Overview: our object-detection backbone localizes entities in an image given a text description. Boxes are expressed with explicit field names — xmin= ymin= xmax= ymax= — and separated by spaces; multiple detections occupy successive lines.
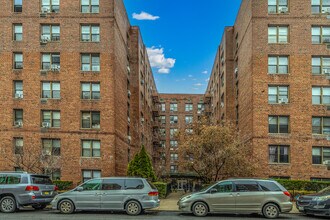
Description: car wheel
xmin=125 ymin=200 xmax=142 ymax=216
xmin=0 ymin=196 xmax=17 ymax=213
xmin=58 ymin=200 xmax=74 ymax=214
xmin=32 ymin=204 xmax=47 ymax=210
xmin=192 ymin=202 xmax=208 ymax=217
xmin=262 ymin=203 xmax=280 ymax=219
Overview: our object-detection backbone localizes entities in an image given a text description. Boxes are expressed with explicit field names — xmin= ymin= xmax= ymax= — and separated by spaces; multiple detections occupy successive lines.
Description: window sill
xmin=81 ymin=71 xmax=100 ymax=74
xmin=81 ymin=157 xmax=101 ymax=159
xmin=269 ymin=163 xmax=290 ymax=165
xmin=80 ymin=128 xmax=101 ymax=130
xmin=80 ymin=41 xmax=100 ymax=43
xmin=312 ymin=164 xmax=326 ymax=166
xmin=268 ymin=73 xmax=289 ymax=75
xmin=312 ymin=134 xmax=329 ymax=139
xmin=268 ymin=12 xmax=290 ymax=15
xmin=81 ymin=99 xmax=101 ymax=101
xmin=269 ymin=103 xmax=289 ymax=105
xmin=268 ymin=43 xmax=289 ymax=45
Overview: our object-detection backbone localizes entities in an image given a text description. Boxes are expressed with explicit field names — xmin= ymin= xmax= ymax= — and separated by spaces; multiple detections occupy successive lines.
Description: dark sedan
xmin=296 ymin=186 xmax=330 ymax=217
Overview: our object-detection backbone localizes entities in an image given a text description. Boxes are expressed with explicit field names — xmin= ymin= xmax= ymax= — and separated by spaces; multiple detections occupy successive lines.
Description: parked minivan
xmin=0 ymin=172 xmax=57 ymax=213
xmin=51 ymin=177 xmax=160 ymax=215
xmin=178 ymin=179 xmax=292 ymax=218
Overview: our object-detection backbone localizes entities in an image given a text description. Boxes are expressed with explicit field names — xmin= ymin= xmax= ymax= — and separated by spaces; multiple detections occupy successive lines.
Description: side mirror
xmin=210 ymin=188 xmax=217 ymax=194
xmin=75 ymin=187 xmax=83 ymax=192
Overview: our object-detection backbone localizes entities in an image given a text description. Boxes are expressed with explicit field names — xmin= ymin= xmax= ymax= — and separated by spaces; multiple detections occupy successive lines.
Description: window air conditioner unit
xmin=141 ymin=118 xmax=144 ymax=122
xmin=14 ymin=121 xmax=23 ymax=127
xmin=234 ymin=68 xmax=238 ymax=74
xmin=127 ymin=90 xmax=131 ymax=97
xmin=279 ymin=7 xmax=288 ymax=13
xmin=141 ymin=79 xmax=144 ymax=85
xmin=127 ymin=66 xmax=131 ymax=73
xmin=323 ymin=69 xmax=330 ymax=74
xmin=279 ymin=98 xmax=289 ymax=104
xmin=14 ymin=93 xmax=23 ymax=99
xmin=41 ymin=7 xmax=50 ymax=14
xmin=220 ymin=102 xmax=224 ymax=108
xmin=127 ymin=117 xmax=130 ymax=123
xmin=324 ymin=160 xmax=330 ymax=165
xmin=127 ymin=136 xmax=131 ymax=141
xmin=40 ymin=98 xmax=48 ymax=104
xmin=197 ymin=110 xmax=201 ymax=114
xmin=42 ymin=122 xmax=50 ymax=128
xmin=51 ymin=66 xmax=60 ymax=72
xmin=40 ymin=35 xmax=50 ymax=43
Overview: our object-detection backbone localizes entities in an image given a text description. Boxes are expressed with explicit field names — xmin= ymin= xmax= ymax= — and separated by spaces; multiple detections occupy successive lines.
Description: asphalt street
xmin=0 ymin=209 xmax=328 ymax=220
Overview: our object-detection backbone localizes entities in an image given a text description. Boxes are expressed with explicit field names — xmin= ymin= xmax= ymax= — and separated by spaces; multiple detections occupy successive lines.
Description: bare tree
xmin=178 ymin=119 xmax=256 ymax=183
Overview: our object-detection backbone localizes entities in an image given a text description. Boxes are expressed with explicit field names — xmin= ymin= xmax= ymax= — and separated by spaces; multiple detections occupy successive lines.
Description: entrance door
xmin=177 ymin=180 xmax=187 ymax=191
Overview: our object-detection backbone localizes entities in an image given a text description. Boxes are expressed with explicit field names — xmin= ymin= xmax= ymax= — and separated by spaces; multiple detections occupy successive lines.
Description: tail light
xmin=54 ymin=186 xmax=59 ymax=191
xmin=148 ymin=191 xmax=159 ymax=196
xmin=25 ymin=185 xmax=40 ymax=191
xmin=283 ymin=191 xmax=291 ymax=197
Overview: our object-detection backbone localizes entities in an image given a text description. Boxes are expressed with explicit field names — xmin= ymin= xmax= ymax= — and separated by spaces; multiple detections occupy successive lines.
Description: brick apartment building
xmin=0 ymin=0 xmax=157 ymax=184
xmin=0 ymin=0 xmax=329 ymax=183
xmin=206 ymin=0 xmax=330 ymax=181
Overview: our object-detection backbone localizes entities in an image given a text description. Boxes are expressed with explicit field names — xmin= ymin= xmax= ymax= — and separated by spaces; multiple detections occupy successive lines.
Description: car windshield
xmin=318 ymin=186 xmax=330 ymax=194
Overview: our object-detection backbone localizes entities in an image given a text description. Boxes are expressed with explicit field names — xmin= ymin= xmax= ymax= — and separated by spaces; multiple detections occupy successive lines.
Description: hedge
xmin=275 ymin=179 xmax=330 ymax=192
xmin=53 ymin=180 xmax=74 ymax=191
xmin=153 ymin=182 xmax=171 ymax=199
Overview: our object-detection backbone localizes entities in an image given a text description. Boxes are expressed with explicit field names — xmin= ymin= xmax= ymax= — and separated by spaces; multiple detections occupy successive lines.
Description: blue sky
xmin=123 ymin=0 xmax=242 ymax=94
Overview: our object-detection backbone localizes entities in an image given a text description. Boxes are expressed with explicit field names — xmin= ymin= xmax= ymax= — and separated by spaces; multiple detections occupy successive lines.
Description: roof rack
xmin=0 ymin=171 xmax=28 ymax=174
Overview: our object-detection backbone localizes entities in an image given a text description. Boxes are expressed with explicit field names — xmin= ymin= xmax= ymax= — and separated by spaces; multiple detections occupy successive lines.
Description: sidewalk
xmin=155 ymin=192 xmax=299 ymax=214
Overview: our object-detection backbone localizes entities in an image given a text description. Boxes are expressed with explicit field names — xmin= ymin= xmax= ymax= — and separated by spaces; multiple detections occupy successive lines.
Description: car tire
xmin=58 ymin=199 xmax=75 ymax=214
xmin=32 ymin=204 xmax=47 ymax=210
xmin=125 ymin=200 xmax=142 ymax=216
xmin=192 ymin=202 xmax=208 ymax=217
xmin=0 ymin=196 xmax=17 ymax=213
xmin=262 ymin=203 xmax=280 ymax=219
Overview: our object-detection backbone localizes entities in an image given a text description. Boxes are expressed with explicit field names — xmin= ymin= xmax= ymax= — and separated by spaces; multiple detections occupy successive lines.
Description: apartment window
xmin=268 ymin=56 xmax=288 ymax=74
xmin=185 ymin=115 xmax=193 ymax=124
xmin=185 ymin=128 xmax=193 ymax=134
xmin=268 ymin=86 xmax=289 ymax=104
xmin=312 ymin=147 xmax=330 ymax=164
xmin=312 ymin=87 xmax=330 ymax=104
xmin=170 ymin=153 xmax=178 ymax=162
xmin=42 ymin=110 xmax=60 ymax=128
xmin=161 ymin=103 xmax=166 ymax=112
xmin=42 ymin=139 xmax=60 ymax=156
xmin=81 ymin=54 xmax=100 ymax=71
xmin=312 ymin=117 xmax=330 ymax=134
xmin=170 ymin=115 xmax=178 ymax=124
xmin=41 ymin=25 xmax=60 ymax=41
xmin=311 ymin=0 xmax=330 ymax=14
xmin=170 ymin=165 xmax=178 ymax=173
xmin=13 ymin=53 xmax=23 ymax=69
xmin=14 ymin=138 xmax=23 ymax=155
xmin=81 ymin=0 xmax=99 ymax=13
xmin=14 ymin=109 xmax=23 ymax=125
xmin=160 ymin=141 xmax=165 ymax=148
xmin=268 ymin=26 xmax=288 ymax=43
xmin=13 ymin=81 xmax=23 ymax=98
xmin=44 ymin=169 xmax=61 ymax=180
xmin=160 ymin=116 xmax=166 ymax=124
xmin=268 ymin=0 xmax=288 ymax=14
xmin=81 ymin=25 xmax=100 ymax=42
xmin=197 ymin=104 xmax=204 ymax=112
xmin=269 ymin=116 xmax=289 ymax=133
xmin=42 ymin=82 xmax=60 ymax=99
xmin=170 ymin=103 xmax=178 ymax=112
xmin=81 ymin=111 xmax=100 ymax=129
xmin=14 ymin=0 xmax=22 ymax=12
xmin=170 ymin=140 xmax=178 ymax=148
xmin=82 ymin=140 xmax=100 ymax=157
xmin=170 ymin=129 xmax=178 ymax=138
xmin=41 ymin=0 xmax=60 ymax=13
xmin=13 ymin=24 xmax=22 ymax=41
xmin=81 ymin=82 xmax=100 ymax=99
xmin=159 ymin=128 xmax=166 ymax=137
xmin=312 ymin=26 xmax=330 ymax=44
xmin=269 ymin=145 xmax=289 ymax=163
xmin=185 ymin=104 xmax=193 ymax=112
xmin=42 ymin=53 xmax=60 ymax=70
xmin=82 ymin=170 xmax=101 ymax=182
xmin=312 ymin=57 xmax=330 ymax=75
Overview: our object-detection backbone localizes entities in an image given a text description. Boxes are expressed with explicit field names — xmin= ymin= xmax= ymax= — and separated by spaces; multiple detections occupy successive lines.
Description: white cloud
xmin=147 ymin=47 xmax=176 ymax=74
xmin=193 ymin=83 xmax=203 ymax=87
xmin=205 ymin=78 xmax=210 ymax=82
xmin=192 ymin=87 xmax=200 ymax=90
xmin=202 ymin=70 xmax=208 ymax=74
xmin=132 ymin=11 xmax=160 ymax=20
xmin=188 ymin=74 xmax=193 ymax=78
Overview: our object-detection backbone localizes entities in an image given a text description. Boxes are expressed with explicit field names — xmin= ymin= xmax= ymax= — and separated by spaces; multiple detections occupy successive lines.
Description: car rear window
xmin=125 ymin=179 xmax=144 ymax=190
xmin=259 ymin=181 xmax=281 ymax=192
xmin=147 ymin=181 xmax=157 ymax=190
xmin=102 ymin=179 xmax=124 ymax=190
xmin=31 ymin=175 xmax=53 ymax=185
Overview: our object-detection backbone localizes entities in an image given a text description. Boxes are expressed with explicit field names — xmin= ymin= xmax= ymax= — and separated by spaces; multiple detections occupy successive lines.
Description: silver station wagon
xmin=178 ymin=179 xmax=292 ymax=218
xmin=51 ymin=177 xmax=160 ymax=215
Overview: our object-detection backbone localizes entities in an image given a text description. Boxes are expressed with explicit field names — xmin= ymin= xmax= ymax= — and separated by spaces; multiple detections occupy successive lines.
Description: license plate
xmin=298 ymin=206 xmax=304 ymax=211
xmin=43 ymin=191 xmax=50 ymax=195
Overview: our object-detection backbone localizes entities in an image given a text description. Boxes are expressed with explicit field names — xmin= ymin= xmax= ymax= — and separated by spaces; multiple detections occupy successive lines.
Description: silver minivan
xmin=178 ymin=179 xmax=292 ymax=218
xmin=51 ymin=177 xmax=160 ymax=215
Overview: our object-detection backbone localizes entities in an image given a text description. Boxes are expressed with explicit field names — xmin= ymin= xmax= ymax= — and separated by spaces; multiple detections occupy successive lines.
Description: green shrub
xmin=275 ymin=179 xmax=330 ymax=192
xmin=53 ymin=180 xmax=73 ymax=191
xmin=153 ymin=182 xmax=170 ymax=199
